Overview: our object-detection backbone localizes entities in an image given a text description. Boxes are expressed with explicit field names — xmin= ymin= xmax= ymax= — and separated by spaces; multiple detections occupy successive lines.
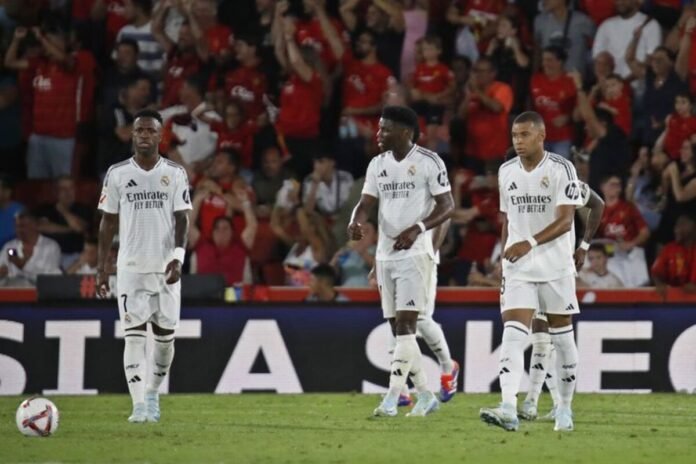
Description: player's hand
xmin=503 ymin=240 xmax=532 ymax=263
xmin=165 ymin=259 xmax=182 ymax=284
xmin=96 ymin=270 xmax=110 ymax=298
xmin=393 ymin=225 xmax=421 ymax=251
xmin=347 ymin=221 xmax=363 ymax=241
xmin=573 ymin=248 xmax=587 ymax=271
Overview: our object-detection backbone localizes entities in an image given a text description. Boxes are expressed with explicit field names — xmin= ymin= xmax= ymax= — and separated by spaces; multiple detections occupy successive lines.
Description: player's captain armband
xmin=173 ymin=247 xmax=186 ymax=264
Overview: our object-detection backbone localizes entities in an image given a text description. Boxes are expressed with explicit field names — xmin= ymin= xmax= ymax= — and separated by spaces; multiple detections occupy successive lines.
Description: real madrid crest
xmin=161 ymin=175 xmax=170 ymax=186
xmin=540 ymin=176 xmax=550 ymax=189
xmin=408 ymin=165 xmax=416 ymax=176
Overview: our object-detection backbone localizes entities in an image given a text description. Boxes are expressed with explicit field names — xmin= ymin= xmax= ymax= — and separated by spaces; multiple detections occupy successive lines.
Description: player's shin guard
xmin=525 ymin=331 xmax=552 ymax=405
xmin=549 ymin=325 xmax=578 ymax=408
xmin=147 ymin=333 xmax=175 ymax=393
xmin=408 ymin=343 xmax=429 ymax=394
xmin=385 ymin=334 xmax=419 ymax=405
xmin=124 ymin=330 xmax=147 ymax=406
xmin=417 ymin=318 xmax=454 ymax=373
xmin=499 ymin=321 xmax=529 ymax=408
xmin=545 ymin=343 xmax=561 ymax=407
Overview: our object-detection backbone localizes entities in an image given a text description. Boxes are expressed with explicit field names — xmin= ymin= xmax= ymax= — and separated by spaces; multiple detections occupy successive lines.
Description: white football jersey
xmin=362 ymin=144 xmax=451 ymax=261
xmin=499 ymin=151 xmax=584 ymax=282
xmin=98 ymin=157 xmax=192 ymax=273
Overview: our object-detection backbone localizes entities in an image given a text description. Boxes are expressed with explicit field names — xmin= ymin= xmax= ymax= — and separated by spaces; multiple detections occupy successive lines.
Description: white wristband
xmin=173 ymin=247 xmax=186 ymax=264
xmin=527 ymin=236 xmax=538 ymax=248
xmin=579 ymin=241 xmax=590 ymax=251
xmin=416 ymin=221 xmax=427 ymax=233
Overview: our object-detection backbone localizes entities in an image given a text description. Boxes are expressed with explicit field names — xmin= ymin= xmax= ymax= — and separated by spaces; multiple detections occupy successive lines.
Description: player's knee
xmin=532 ymin=318 xmax=549 ymax=333
xmin=151 ymin=324 xmax=175 ymax=336
xmin=546 ymin=314 xmax=572 ymax=328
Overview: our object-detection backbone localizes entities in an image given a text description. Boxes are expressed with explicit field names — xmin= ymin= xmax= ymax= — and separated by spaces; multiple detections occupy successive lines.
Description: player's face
xmin=132 ymin=117 xmax=162 ymax=157
xmin=511 ymin=122 xmax=544 ymax=158
xmin=376 ymin=119 xmax=409 ymax=152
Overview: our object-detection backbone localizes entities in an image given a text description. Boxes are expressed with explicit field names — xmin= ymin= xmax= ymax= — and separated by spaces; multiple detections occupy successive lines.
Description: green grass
xmin=1 ymin=394 xmax=695 ymax=464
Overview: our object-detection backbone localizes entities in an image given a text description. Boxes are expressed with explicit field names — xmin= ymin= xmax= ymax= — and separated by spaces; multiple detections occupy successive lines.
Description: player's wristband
xmin=173 ymin=247 xmax=186 ymax=264
xmin=416 ymin=221 xmax=427 ymax=233
xmin=527 ymin=236 xmax=538 ymax=248
xmin=579 ymin=241 xmax=590 ymax=251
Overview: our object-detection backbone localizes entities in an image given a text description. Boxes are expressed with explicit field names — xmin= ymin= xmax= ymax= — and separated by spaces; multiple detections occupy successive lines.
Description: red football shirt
xmin=651 ymin=242 xmax=696 ymax=286
xmin=530 ymin=73 xmax=577 ymax=142
xmin=465 ymin=81 xmax=513 ymax=160
xmin=412 ymin=62 xmax=454 ymax=95
xmin=161 ymin=48 xmax=204 ymax=107
xmin=206 ymin=24 xmax=234 ymax=58
xmin=295 ymin=17 xmax=350 ymax=71
xmin=105 ymin=0 xmax=128 ymax=49
xmin=598 ymin=200 xmax=648 ymax=242
xmin=212 ymin=121 xmax=255 ymax=169
xmin=30 ymin=57 xmax=82 ymax=138
xmin=195 ymin=239 xmax=249 ymax=286
xmin=579 ymin=0 xmax=615 ymax=26
xmin=223 ymin=65 xmax=267 ymax=122
xmin=664 ymin=113 xmax=696 ymax=160
xmin=598 ymin=91 xmax=632 ymax=137
xmin=276 ymin=72 xmax=324 ymax=139
xmin=342 ymin=56 xmax=393 ymax=127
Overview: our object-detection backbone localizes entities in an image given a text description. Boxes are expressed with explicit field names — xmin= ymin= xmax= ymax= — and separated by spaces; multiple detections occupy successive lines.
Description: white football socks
xmin=550 ymin=325 xmax=578 ymax=409
xmin=384 ymin=334 xmax=421 ymax=405
xmin=545 ymin=343 xmax=561 ymax=407
xmin=147 ymin=333 xmax=175 ymax=393
xmin=499 ymin=321 xmax=530 ymax=409
xmin=417 ymin=318 xmax=454 ymax=373
xmin=123 ymin=330 xmax=147 ymax=406
xmin=525 ymin=331 xmax=552 ymax=405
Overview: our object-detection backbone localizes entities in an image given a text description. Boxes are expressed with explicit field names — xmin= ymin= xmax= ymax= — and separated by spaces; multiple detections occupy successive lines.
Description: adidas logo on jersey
xmin=126 ymin=179 xmax=138 ymax=188
xmin=565 ymin=303 xmax=575 ymax=311
xmin=508 ymin=182 xmax=517 ymax=191
xmin=405 ymin=299 xmax=415 ymax=307
xmin=378 ymin=170 xmax=388 ymax=178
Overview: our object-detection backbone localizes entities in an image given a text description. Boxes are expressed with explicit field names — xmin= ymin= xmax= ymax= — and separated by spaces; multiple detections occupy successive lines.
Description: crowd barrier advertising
xmin=1 ymin=304 xmax=695 ymax=395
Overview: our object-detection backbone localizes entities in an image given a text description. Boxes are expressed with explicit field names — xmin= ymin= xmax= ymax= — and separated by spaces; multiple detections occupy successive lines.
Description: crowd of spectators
xmin=0 ymin=0 xmax=694 ymax=292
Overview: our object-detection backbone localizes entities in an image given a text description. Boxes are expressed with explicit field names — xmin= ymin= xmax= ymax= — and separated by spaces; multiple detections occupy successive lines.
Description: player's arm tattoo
xmin=422 ymin=191 xmax=455 ymax=231
xmin=580 ymin=188 xmax=605 ymax=243
xmin=173 ymin=210 xmax=190 ymax=250
xmin=97 ymin=212 xmax=118 ymax=272
xmin=531 ymin=204 xmax=575 ymax=246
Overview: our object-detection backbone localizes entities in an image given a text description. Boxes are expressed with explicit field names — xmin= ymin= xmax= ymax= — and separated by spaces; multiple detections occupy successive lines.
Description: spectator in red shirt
xmin=458 ymin=57 xmax=513 ymax=172
xmin=294 ymin=0 xmax=350 ymax=72
xmin=212 ymin=101 xmax=254 ymax=171
xmin=220 ymin=33 xmax=268 ymax=127
xmin=530 ymin=45 xmax=576 ymax=159
xmin=5 ymin=26 xmax=82 ymax=179
xmin=652 ymin=214 xmax=696 ymax=296
xmin=407 ymin=35 xmax=454 ymax=150
xmin=153 ymin=1 xmax=209 ymax=107
xmin=273 ymin=11 xmax=329 ymax=179
xmin=593 ymin=73 xmax=632 ymax=137
xmin=597 ymin=174 xmax=651 ymax=287
xmin=191 ymin=0 xmax=234 ymax=67
xmin=340 ymin=29 xmax=395 ymax=136
xmin=192 ymin=191 xmax=258 ymax=287
xmin=190 ymin=148 xmax=253 ymax=243
xmin=654 ymin=93 xmax=696 ymax=162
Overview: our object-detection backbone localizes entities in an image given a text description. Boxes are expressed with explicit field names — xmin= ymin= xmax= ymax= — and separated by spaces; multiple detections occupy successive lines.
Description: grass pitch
xmin=1 ymin=393 xmax=694 ymax=464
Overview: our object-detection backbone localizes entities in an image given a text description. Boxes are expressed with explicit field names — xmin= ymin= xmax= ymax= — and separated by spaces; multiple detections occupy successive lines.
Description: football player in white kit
xmin=349 ymin=106 xmax=455 ymax=417
xmin=519 ymin=180 xmax=605 ymax=422
xmin=479 ymin=111 xmax=583 ymax=432
xmin=96 ymin=109 xmax=192 ymax=423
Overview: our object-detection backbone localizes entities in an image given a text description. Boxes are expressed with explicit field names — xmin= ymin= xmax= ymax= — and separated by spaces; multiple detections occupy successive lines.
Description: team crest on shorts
xmin=124 ymin=314 xmax=131 ymax=323
xmin=540 ymin=176 xmax=550 ymax=189
xmin=160 ymin=175 xmax=170 ymax=186
xmin=408 ymin=165 xmax=416 ymax=176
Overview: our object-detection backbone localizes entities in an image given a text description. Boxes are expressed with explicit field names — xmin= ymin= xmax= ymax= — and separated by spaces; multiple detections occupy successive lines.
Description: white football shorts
xmin=116 ymin=269 xmax=181 ymax=330
xmin=500 ymin=274 xmax=579 ymax=316
xmin=376 ymin=254 xmax=434 ymax=319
